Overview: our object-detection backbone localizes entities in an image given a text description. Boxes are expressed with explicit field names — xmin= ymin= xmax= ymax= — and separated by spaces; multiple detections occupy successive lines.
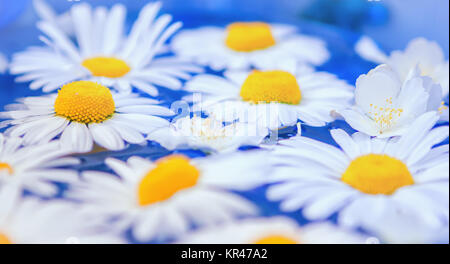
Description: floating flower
xmin=68 ymin=152 xmax=269 ymax=242
xmin=171 ymin=22 xmax=329 ymax=71
xmin=0 ymin=81 xmax=173 ymax=152
xmin=0 ymin=187 xmax=123 ymax=244
xmin=184 ymin=68 xmax=353 ymax=130
xmin=356 ymin=37 xmax=449 ymax=97
xmin=147 ymin=115 xmax=268 ymax=153
xmin=267 ymin=112 xmax=449 ymax=243
xmin=339 ymin=64 xmax=444 ymax=137
xmin=177 ymin=217 xmax=369 ymax=244
xmin=10 ymin=2 xmax=202 ymax=95
xmin=0 ymin=133 xmax=78 ymax=196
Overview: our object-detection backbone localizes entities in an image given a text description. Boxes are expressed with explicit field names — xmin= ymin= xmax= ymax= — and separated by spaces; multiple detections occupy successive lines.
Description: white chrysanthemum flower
xmin=0 ymin=133 xmax=78 ymax=196
xmin=339 ymin=64 xmax=445 ymax=137
xmin=171 ymin=22 xmax=329 ymax=71
xmin=32 ymin=0 xmax=73 ymax=35
xmin=10 ymin=2 xmax=202 ymax=95
xmin=177 ymin=217 xmax=369 ymax=244
xmin=147 ymin=115 xmax=268 ymax=153
xmin=0 ymin=53 xmax=7 ymax=74
xmin=68 ymin=152 xmax=269 ymax=242
xmin=0 ymin=81 xmax=173 ymax=153
xmin=356 ymin=37 xmax=449 ymax=96
xmin=184 ymin=67 xmax=353 ymax=130
xmin=0 ymin=186 xmax=124 ymax=244
xmin=267 ymin=112 xmax=449 ymax=243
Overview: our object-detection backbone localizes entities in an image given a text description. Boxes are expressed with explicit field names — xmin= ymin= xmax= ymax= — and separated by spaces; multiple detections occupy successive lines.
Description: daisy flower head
xmin=171 ymin=22 xmax=330 ymax=71
xmin=356 ymin=37 xmax=449 ymax=97
xmin=0 ymin=81 xmax=174 ymax=153
xmin=178 ymin=217 xmax=369 ymax=244
xmin=10 ymin=1 xmax=202 ymax=95
xmin=0 ymin=133 xmax=78 ymax=196
xmin=268 ymin=112 xmax=449 ymax=243
xmin=339 ymin=64 xmax=445 ymax=137
xmin=147 ymin=115 xmax=269 ymax=153
xmin=0 ymin=187 xmax=123 ymax=244
xmin=184 ymin=67 xmax=354 ymax=131
xmin=69 ymin=151 xmax=270 ymax=242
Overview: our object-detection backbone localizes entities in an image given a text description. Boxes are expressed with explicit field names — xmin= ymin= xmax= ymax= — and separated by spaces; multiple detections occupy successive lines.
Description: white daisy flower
xmin=10 ymin=2 xmax=202 ymax=95
xmin=68 ymin=152 xmax=269 ymax=242
xmin=0 ymin=133 xmax=78 ymax=196
xmin=355 ymin=37 xmax=449 ymax=97
xmin=267 ymin=112 xmax=449 ymax=243
xmin=0 ymin=186 xmax=124 ymax=244
xmin=184 ymin=67 xmax=354 ymax=130
xmin=178 ymin=217 xmax=369 ymax=244
xmin=32 ymin=0 xmax=73 ymax=36
xmin=0 ymin=52 xmax=7 ymax=74
xmin=338 ymin=64 xmax=445 ymax=137
xmin=0 ymin=81 xmax=173 ymax=153
xmin=171 ymin=22 xmax=329 ymax=71
xmin=147 ymin=115 xmax=268 ymax=153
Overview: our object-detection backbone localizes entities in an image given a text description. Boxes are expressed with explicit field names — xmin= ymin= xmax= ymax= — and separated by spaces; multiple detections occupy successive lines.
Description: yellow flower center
xmin=254 ymin=235 xmax=298 ymax=244
xmin=137 ymin=155 xmax=200 ymax=206
xmin=342 ymin=154 xmax=414 ymax=195
xmin=367 ymin=98 xmax=403 ymax=134
xmin=225 ymin=22 xmax=276 ymax=52
xmin=82 ymin=57 xmax=131 ymax=78
xmin=0 ymin=233 xmax=12 ymax=244
xmin=54 ymin=81 xmax=115 ymax=124
xmin=0 ymin=163 xmax=13 ymax=175
xmin=240 ymin=70 xmax=301 ymax=105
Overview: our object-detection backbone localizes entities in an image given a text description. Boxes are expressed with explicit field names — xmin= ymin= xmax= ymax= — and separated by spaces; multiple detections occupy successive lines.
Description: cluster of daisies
xmin=0 ymin=0 xmax=448 ymax=244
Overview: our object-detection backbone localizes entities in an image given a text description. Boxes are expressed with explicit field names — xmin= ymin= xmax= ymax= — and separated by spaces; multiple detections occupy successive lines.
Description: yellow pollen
xmin=0 ymin=233 xmax=12 ymax=244
xmin=54 ymin=81 xmax=115 ymax=124
xmin=254 ymin=235 xmax=298 ymax=244
xmin=225 ymin=22 xmax=276 ymax=52
xmin=137 ymin=155 xmax=200 ymax=206
xmin=367 ymin=99 xmax=403 ymax=133
xmin=0 ymin=163 xmax=13 ymax=175
xmin=240 ymin=70 xmax=301 ymax=105
xmin=82 ymin=57 xmax=131 ymax=78
xmin=342 ymin=154 xmax=414 ymax=195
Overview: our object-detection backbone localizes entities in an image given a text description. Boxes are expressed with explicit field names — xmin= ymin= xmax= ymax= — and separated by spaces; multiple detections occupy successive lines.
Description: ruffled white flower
xmin=0 ymin=53 xmax=7 ymax=74
xmin=177 ymin=217 xmax=369 ymax=244
xmin=339 ymin=64 xmax=444 ymax=137
xmin=267 ymin=112 xmax=449 ymax=243
xmin=171 ymin=23 xmax=329 ymax=71
xmin=0 ymin=133 xmax=78 ymax=196
xmin=147 ymin=116 xmax=268 ymax=153
xmin=355 ymin=37 xmax=449 ymax=118
xmin=0 ymin=186 xmax=124 ymax=244
xmin=0 ymin=81 xmax=173 ymax=153
xmin=184 ymin=67 xmax=353 ymax=131
xmin=68 ymin=152 xmax=269 ymax=242
xmin=10 ymin=1 xmax=202 ymax=95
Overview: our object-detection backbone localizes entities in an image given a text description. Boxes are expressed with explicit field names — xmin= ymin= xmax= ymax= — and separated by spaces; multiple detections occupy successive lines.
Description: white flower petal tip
xmin=147 ymin=116 xmax=269 ymax=153
xmin=171 ymin=23 xmax=330 ymax=71
xmin=0 ymin=82 xmax=172 ymax=153
xmin=354 ymin=36 xmax=388 ymax=64
xmin=177 ymin=217 xmax=369 ymax=244
xmin=340 ymin=64 xmax=444 ymax=137
xmin=184 ymin=67 xmax=353 ymax=131
xmin=0 ymin=195 xmax=125 ymax=244
xmin=68 ymin=152 xmax=271 ymax=242
xmin=267 ymin=115 xmax=448 ymax=243
xmin=11 ymin=1 xmax=199 ymax=95
xmin=0 ymin=134 xmax=79 ymax=195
